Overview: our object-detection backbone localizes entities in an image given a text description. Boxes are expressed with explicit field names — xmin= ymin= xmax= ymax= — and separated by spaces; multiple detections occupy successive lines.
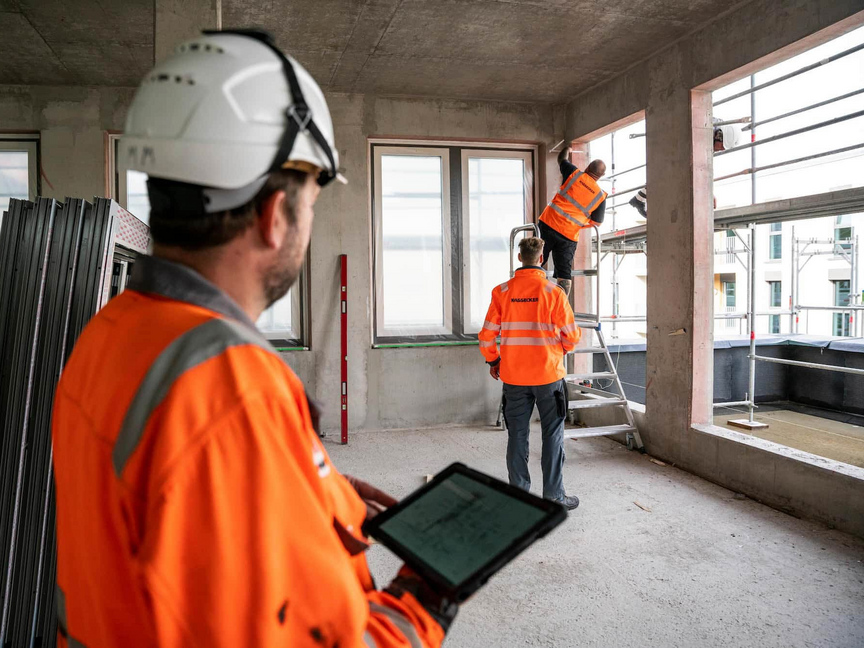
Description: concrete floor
xmin=326 ymin=425 xmax=864 ymax=648
xmin=715 ymin=405 xmax=864 ymax=469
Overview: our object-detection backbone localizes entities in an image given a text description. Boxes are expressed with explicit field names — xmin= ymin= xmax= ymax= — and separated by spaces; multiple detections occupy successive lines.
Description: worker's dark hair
xmin=586 ymin=159 xmax=606 ymax=178
xmin=519 ymin=236 xmax=544 ymax=264
xmin=147 ymin=169 xmax=308 ymax=251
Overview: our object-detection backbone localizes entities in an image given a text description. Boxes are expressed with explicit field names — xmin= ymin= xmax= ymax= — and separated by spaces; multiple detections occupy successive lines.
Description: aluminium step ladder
xmin=495 ymin=224 xmax=643 ymax=452
xmin=565 ymin=226 xmax=643 ymax=451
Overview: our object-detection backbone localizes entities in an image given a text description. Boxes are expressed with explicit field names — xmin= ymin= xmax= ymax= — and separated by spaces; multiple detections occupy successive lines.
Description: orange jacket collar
xmin=127 ymin=254 xmax=258 ymax=331
xmin=514 ymin=266 xmax=547 ymax=278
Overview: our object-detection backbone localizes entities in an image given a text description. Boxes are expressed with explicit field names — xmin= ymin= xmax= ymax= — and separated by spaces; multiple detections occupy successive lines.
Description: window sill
xmin=373 ymin=341 xmax=479 ymax=349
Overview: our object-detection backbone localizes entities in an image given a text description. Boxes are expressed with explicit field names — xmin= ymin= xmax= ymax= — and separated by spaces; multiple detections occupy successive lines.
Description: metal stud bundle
xmin=0 ymin=197 xmax=118 ymax=647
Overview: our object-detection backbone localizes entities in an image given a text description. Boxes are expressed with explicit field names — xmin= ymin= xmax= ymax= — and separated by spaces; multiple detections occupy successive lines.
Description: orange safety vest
xmin=478 ymin=267 xmax=581 ymax=386
xmin=52 ymin=256 xmax=443 ymax=648
xmin=539 ymin=168 xmax=607 ymax=242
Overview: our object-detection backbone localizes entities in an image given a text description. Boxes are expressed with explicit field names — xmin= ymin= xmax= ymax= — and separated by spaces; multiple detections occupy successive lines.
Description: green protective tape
xmin=274 ymin=346 xmax=308 ymax=352
xmin=374 ymin=341 xmax=480 ymax=349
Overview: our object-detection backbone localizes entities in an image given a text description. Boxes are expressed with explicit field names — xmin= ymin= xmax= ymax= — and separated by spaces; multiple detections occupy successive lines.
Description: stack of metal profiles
xmin=0 ymin=196 xmax=118 ymax=647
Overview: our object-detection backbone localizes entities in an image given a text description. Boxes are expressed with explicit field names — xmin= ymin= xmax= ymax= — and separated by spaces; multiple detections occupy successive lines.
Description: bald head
xmin=586 ymin=160 xmax=606 ymax=180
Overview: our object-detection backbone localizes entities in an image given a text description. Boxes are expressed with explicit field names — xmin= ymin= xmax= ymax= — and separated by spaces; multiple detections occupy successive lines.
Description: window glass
xmin=725 ymin=281 xmax=736 ymax=308
xmin=769 ymin=314 xmax=780 ymax=334
xmin=126 ymin=170 xmax=151 ymax=224
xmin=834 ymin=279 xmax=851 ymax=307
xmin=769 ymin=231 xmax=782 ymax=259
xmin=769 ymin=281 xmax=781 ymax=307
xmin=0 ymin=151 xmax=30 ymax=215
xmin=465 ymin=155 xmax=529 ymax=333
xmin=380 ymin=154 xmax=447 ymax=333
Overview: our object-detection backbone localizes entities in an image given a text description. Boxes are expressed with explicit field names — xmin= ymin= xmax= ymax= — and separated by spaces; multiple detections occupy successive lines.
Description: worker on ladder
xmin=538 ymin=145 xmax=608 ymax=295
xmin=51 ymin=30 xmax=455 ymax=648
xmin=479 ymin=236 xmax=582 ymax=510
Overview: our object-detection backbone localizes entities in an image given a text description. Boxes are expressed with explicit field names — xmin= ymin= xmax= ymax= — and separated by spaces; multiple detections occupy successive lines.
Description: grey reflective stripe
xmin=584 ymin=190 xmax=605 ymax=213
xmin=482 ymin=320 xmax=501 ymax=331
xmin=479 ymin=340 xmax=496 ymax=348
xmin=56 ymin=585 xmax=67 ymax=634
xmin=561 ymin=170 xmax=584 ymax=193
xmin=558 ymin=190 xmax=591 ymax=216
xmin=545 ymin=281 xmax=562 ymax=293
xmin=501 ymin=322 xmax=555 ymax=331
xmin=112 ymin=318 xmax=273 ymax=476
xmin=561 ymin=322 xmax=579 ymax=334
xmin=549 ymin=202 xmax=585 ymax=226
xmin=363 ymin=631 xmax=379 ymax=647
xmin=56 ymin=586 xmax=88 ymax=647
xmin=499 ymin=282 xmax=510 ymax=293
xmin=500 ymin=336 xmax=561 ymax=346
xmin=369 ymin=603 xmax=423 ymax=648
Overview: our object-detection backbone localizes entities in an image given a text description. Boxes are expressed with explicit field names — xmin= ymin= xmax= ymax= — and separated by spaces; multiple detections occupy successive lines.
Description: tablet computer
xmin=362 ymin=463 xmax=567 ymax=602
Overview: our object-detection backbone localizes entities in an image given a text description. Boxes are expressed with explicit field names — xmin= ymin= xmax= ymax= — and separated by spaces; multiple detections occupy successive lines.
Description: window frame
xmin=768 ymin=280 xmax=782 ymax=308
xmin=460 ymin=148 xmax=535 ymax=336
xmin=370 ymin=140 xmax=537 ymax=346
xmin=768 ymin=223 xmax=782 ymax=260
xmin=0 ymin=135 xmax=39 ymax=207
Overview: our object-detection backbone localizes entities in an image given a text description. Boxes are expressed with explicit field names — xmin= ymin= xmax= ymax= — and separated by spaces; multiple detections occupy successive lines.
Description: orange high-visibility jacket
xmin=539 ymin=167 xmax=607 ymax=242
xmin=478 ymin=267 xmax=581 ymax=386
xmin=52 ymin=256 xmax=444 ymax=648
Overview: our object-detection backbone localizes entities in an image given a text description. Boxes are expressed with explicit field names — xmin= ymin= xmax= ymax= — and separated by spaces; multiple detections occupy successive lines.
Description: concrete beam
xmin=154 ymin=0 xmax=219 ymax=65
xmin=565 ymin=2 xmax=864 ymax=141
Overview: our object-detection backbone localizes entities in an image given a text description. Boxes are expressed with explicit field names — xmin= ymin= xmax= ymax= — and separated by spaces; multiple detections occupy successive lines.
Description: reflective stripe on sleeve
xmin=112 ymin=318 xmax=272 ymax=476
xmin=560 ymin=322 xmax=579 ymax=334
xmin=545 ymin=281 xmax=563 ymax=293
xmin=363 ymin=631 xmax=379 ymax=647
xmin=479 ymin=340 xmax=497 ymax=348
xmin=482 ymin=320 xmax=501 ymax=332
xmin=369 ymin=603 xmax=423 ymax=648
xmin=501 ymin=322 xmax=554 ymax=331
xmin=499 ymin=282 xmax=510 ymax=293
xmin=500 ymin=337 xmax=562 ymax=346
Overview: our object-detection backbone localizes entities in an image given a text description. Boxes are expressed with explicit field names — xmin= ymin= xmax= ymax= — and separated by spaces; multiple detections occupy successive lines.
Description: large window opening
xmin=588 ymin=118 xmax=647 ymax=341
xmin=710 ymin=25 xmax=864 ymax=469
xmin=371 ymin=141 xmax=535 ymax=345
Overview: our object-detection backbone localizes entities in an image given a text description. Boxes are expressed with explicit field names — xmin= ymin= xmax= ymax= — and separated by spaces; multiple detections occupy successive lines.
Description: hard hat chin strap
xmin=205 ymin=28 xmax=339 ymax=187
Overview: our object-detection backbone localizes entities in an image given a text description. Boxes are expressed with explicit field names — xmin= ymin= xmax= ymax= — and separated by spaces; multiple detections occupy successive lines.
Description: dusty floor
xmin=326 ymin=424 xmax=864 ymax=648
xmin=715 ymin=404 xmax=864 ymax=468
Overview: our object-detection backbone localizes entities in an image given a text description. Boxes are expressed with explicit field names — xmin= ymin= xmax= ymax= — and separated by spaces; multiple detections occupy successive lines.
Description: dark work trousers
xmin=502 ymin=380 xmax=567 ymax=501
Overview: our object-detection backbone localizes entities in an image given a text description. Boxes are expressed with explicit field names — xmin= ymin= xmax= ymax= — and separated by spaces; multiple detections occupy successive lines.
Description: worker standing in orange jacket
xmin=478 ymin=237 xmax=581 ymax=510
xmin=51 ymin=30 xmax=456 ymax=648
xmin=538 ymin=146 xmax=608 ymax=296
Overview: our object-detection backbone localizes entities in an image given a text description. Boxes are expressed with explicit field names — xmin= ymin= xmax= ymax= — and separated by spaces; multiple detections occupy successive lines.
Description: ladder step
xmin=569 ymin=346 xmax=605 ymax=354
xmin=571 ymin=269 xmax=598 ymax=277
xmin=566 ymin=372 xmax=616 ymax=381
xmin=565 ymin=424 xmax=636 ymax=439
xmin=577 ymin=322 xmax=600 ymax=329
xmin=566 ymin=383 xmax=618 ymax=398
xmin=568 ymin=398 xmax=627 ymax=409
xmin=573 ymin=312 xmax=599 ymax=321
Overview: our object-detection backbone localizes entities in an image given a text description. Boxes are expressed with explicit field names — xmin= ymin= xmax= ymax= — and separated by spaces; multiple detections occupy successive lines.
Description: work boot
xmin=558 ymin=495 xmax=579 ymax=511
xmin=556 ymin=278 xmax=572 ymax=296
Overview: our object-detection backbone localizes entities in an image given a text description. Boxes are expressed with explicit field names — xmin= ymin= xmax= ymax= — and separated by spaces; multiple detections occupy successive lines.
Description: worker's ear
xmin=517 ymin=253 xmax=523 ymax=262
xmin=539 ymin=253 xmax=544 ymax=266
xmin=257 ymin=190 xmax=288 ymax=250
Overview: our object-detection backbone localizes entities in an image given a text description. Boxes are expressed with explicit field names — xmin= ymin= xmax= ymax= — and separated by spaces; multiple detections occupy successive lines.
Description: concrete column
xmin=643 ymin=83 xmax=715 ymax=459
xmin=154 ymin=0 xmax=220 ymax=64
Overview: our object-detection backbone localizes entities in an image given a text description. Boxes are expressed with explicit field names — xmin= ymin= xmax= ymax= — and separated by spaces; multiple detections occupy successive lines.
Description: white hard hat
xmin=121 ymin=29 xmax=342 ymax=214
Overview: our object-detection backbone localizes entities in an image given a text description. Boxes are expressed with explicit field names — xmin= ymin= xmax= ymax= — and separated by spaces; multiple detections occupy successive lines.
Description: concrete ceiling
xmin=0 ymin=0 xmax=746 ymax=103
xmin=0 ymin=0 xmax=153 ymax=86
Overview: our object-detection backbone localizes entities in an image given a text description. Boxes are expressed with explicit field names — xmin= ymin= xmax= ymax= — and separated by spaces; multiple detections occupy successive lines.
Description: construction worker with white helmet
xmin=52 ymin=29 xmax=456 ymax=648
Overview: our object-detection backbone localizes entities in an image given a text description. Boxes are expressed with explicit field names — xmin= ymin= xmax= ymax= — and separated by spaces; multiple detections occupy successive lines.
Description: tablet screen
xmin=374 ymin=472 xmax=550 ymax=587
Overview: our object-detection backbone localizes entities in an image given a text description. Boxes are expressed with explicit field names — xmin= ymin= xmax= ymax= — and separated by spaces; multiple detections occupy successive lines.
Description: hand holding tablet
xmin=362 ymin=463 xmax=567 ymax=602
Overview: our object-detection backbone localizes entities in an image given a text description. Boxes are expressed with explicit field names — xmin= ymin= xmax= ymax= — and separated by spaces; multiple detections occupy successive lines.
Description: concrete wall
xmin=0 ymin=84 xmax=134 ymax=199
xmin=564 ymin=0 xmax=864 ymax=537
xmin=283 ymin=93 xmax=563 ymax=432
